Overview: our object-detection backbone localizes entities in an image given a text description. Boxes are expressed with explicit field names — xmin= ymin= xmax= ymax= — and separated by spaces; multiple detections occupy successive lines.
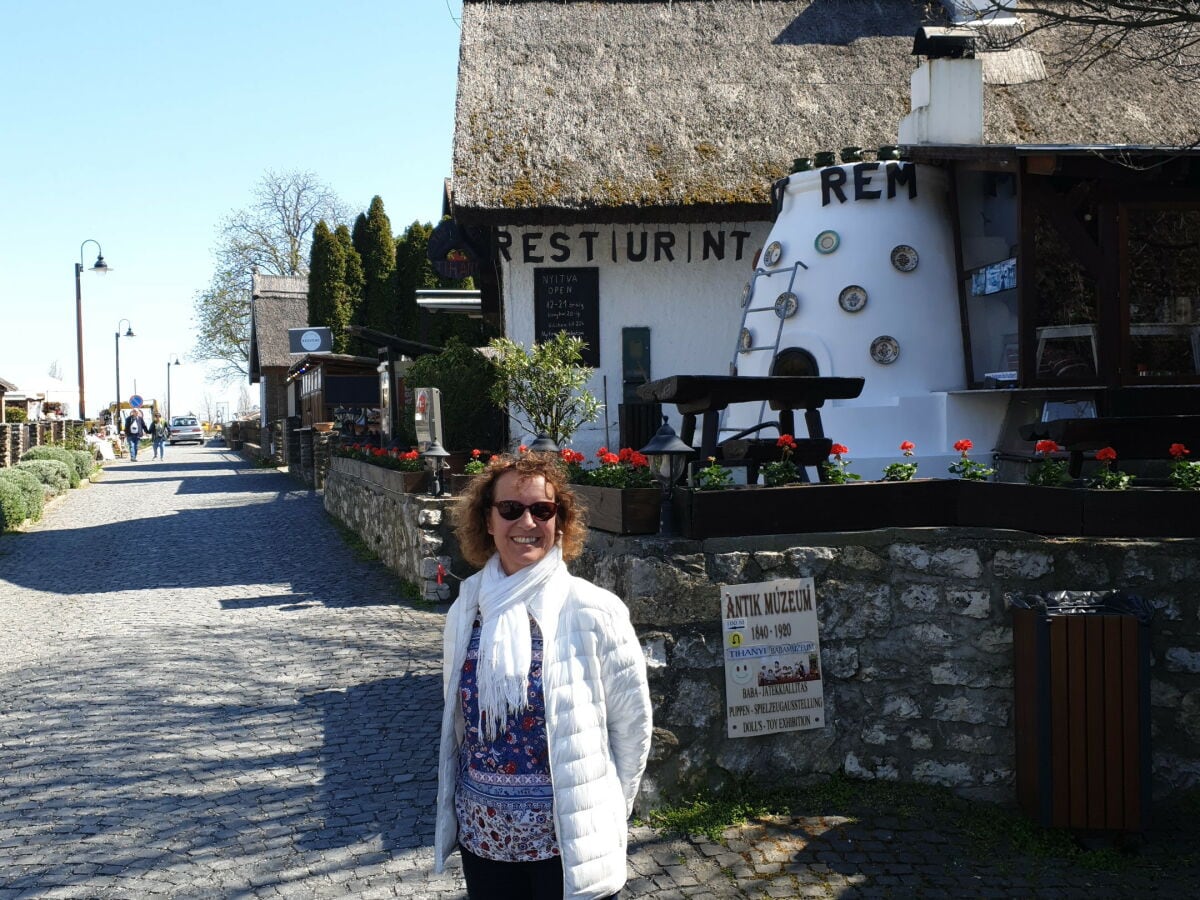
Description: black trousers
xmin=460 ymin=847 xmax=620 ymax=900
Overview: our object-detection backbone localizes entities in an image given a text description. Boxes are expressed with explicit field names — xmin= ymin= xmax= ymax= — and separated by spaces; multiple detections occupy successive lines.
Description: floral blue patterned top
xmin=455 ymin=617 xmax=558 ymax=861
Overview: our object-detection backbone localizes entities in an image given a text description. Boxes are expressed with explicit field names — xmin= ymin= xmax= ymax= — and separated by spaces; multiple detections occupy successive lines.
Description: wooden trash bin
xmin=1012 ymin=592 xmax=1153 ymax=832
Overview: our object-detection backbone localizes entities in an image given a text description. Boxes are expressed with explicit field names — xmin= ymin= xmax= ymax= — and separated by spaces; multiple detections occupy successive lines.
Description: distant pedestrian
xmin=124 ymin=409 xmax=147 ymax=461
xmin=149 ymin=413 xmax=171 ymax=459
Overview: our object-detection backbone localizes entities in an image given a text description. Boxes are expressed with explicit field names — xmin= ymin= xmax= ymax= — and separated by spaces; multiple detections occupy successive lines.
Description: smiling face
xmin=487 ymin=470 xmax=559 ymax=575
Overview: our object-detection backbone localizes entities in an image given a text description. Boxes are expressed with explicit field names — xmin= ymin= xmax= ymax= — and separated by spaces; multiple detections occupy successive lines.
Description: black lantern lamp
xmin=639 ymin=417 xmax=694 ymax=534
xmin=422 ymin=439 xmax=451 ymax=496
xmin=527 ymin=433 xmax=560 ymax=453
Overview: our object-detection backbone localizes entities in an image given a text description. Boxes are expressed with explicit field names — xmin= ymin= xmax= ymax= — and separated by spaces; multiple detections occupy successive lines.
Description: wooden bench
xmin=636 ymin=374 xmax=864 ymax=482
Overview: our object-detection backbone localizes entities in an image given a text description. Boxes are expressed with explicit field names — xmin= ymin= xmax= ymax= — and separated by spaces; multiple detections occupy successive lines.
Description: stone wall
xmin=575 ymin=528 xmax=1200 ymax=806
xmin=323 ymin=456 xmax=461 ymax=601
xmin=2 ymin=419 xmax=78 ymax=467
xmin=320 ymin=460 xmax=1200 ymax=807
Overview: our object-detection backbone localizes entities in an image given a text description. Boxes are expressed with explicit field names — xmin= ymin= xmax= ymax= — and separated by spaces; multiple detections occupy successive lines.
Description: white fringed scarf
xmin=475 ymin=545 xmax=568 ymax=741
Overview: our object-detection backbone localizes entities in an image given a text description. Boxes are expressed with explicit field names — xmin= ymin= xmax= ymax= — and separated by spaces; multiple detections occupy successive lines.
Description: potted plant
xmin=953 ymin=437 xmax=1083 ymax=534
xmin=570 ymin=446 xmax=661 ymax=534
xmin=451 ymin=448 xmax=491 ymax=495
xmin=1083 ymin=444 xmax=1198 ymax=537
xmin=488 ymin=332 xmax=602 ymax=447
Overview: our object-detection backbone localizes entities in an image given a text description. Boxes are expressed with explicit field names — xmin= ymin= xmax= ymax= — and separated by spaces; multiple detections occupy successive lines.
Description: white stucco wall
xmin=499 ymin=221 xmax=772 ymax=457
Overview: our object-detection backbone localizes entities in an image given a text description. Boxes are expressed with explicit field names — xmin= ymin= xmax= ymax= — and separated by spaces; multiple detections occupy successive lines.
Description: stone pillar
xmin=270 ymin=419 xmax=284 ymax=467
xmin=285 ymin=416 xmax=301 ymax=472
xmin=299 ymin=429 xmax=314 ymax=486
xmin=313 ymin=432 xmax=332 ymax=488
xmin=0 ymin=425 xmax=10 ymax=468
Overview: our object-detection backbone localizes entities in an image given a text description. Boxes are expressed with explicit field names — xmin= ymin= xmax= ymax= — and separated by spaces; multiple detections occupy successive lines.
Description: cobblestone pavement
xmin=2 ymin=447 xmax=1198 ymax=899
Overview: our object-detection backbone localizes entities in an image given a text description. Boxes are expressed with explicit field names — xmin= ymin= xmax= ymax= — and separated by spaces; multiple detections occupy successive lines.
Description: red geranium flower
xmin=900 ymin=440 xmax=915 ymax=452
xmin=618 ymin=447 xmax=633 ymax=462
xmin=597 ymin=446 xmax=609 ymax=457
xmin=1035 ymin=440 xmax=1059 ymax=455
xmin=954 ymin=439 xmax=973 ymax=453
xmin=518 ymin=445 xmax=528 ymax=453
xmin=1096 ymin=447 xmax=1117 ymax=463
xmin=777 ymin=434 xmax=797 ymax=450
xmin=629 ymin=450 xmax=649 ymax=467
xmin=600 ymin=452 xmax=620 ymax=466
xmin=471 ymin=448 xmax=482 ymax=458
xmin=1170 ymin=443 xmax=1190 ymax=459
xmin=831 ymin=443 xmax=849 ymax=456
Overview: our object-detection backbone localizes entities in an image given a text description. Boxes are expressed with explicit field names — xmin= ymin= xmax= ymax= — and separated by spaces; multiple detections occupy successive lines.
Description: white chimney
xmin=940 ymin=0 xmax=1019 ymax=25
xmin=898 ymin=58 xmax=984 ymax=145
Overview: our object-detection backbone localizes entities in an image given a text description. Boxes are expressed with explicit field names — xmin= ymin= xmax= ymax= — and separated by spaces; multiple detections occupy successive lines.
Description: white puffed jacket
xmin=434 ymin=565 xmax=653 ymax=900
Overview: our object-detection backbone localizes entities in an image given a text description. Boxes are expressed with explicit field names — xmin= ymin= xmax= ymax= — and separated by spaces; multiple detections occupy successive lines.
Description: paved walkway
xmin=2 ymin=446 xmax=1197 ymax=899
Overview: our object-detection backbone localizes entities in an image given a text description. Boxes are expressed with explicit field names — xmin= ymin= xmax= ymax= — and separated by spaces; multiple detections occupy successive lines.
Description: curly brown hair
xmin=452 ymin=452 xmax=588 ymax=569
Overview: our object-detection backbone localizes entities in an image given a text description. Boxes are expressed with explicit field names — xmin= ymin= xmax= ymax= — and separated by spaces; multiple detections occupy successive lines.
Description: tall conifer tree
xmin=307 ymin=220 xmax=353 ymax=353
xmin=358 ymin=196 xmax=396 ymax=335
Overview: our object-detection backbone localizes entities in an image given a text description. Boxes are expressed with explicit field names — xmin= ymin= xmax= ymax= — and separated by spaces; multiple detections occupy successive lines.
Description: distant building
xmin=248 ymin=273 xmax=308 ymax=442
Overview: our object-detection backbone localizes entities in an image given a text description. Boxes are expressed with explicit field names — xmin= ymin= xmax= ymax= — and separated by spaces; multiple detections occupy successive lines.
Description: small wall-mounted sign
xmin=289 ymin=327 xmax=333 ymax=354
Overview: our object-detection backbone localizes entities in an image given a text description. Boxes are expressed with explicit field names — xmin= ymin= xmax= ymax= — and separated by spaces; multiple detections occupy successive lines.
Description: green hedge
xmin=0 ymin=468 xmax=44 ymax=522
xmin=71 ymin=449 xmax=97 ymax=478
xmin=0 ymin=478 xmax=27 ymax=529
xmin=16 ymin=459 xmax=72 ymax=496
xmin=21 ymin=447 xmax=82 ymax=487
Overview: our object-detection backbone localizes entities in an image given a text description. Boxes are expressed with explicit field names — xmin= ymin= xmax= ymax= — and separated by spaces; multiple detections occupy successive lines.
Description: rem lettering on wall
xmin=534 ymin=268 xmax=600 ymax=367
xmin=497 ymin=228 xmax=753 ymax=265
xmin=820 ymin=162 xmax=918 ymax=207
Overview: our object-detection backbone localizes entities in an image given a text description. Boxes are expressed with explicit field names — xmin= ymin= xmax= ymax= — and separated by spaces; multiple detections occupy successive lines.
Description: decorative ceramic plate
xmin=838 ymin=284 xmax=868 ymax=313
xmin=763 ymin=241 xmax=783 ymax=267
xmin=870 ymin=335 xmax=900 ymax=365
xmin=739 ymin=328 xmax=753 ymax=352
xmin=890 ymin=244 xmax=919 ymax=272
xmin=740 ymin=281 xmax=753 ymax=307
xmin=814 ymin=230 xmax=840 ymax=254
xmin=774 ymin=292 xmax=799 ymax=319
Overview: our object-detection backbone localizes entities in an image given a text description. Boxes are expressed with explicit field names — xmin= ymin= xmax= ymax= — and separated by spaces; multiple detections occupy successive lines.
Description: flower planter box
xmin=672 ymin=482 xmax=897 ymax=539
xmin=1082 ymin=488 xmax=1200 ymax=537
xmin=955 ymin=481 xmax=1084 ymax=535
xmin=330 ymin=456 xmax=429 ymax=493
xmin=575 ymin=484 xmax=661 ymax=535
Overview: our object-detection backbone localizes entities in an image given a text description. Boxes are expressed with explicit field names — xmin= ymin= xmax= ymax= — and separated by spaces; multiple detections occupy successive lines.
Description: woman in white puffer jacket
xmin=434 ymin=451 xmax=652 ymax=900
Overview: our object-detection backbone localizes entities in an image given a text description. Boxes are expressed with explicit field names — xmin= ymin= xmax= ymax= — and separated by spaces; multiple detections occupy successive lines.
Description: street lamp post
xmin=74 ymin=240 xmax=110 ymax=419
xmin=114 ymin=319 xmax=135 ymax=427
xmin=166 ymin=355 xmax=180 ymax=420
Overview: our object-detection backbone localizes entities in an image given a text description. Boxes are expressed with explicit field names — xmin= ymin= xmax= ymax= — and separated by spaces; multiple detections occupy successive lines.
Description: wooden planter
xmin=329 ymin=456 xmax=429 ymax=493
xmin=574 ymin=484 xmax=662 ymax=535
xmin=672 ymin=482 xmax=892 ymax=539
xmin=956 ymin=481 xmax=1084 ymax=535
xmin=1082 ymin=488 xmax=1200 ymax=537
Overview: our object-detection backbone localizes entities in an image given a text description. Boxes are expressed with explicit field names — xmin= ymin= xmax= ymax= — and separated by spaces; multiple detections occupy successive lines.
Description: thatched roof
xmin=451 ymin=0 xmax=1199 ymax=225
xmin=0 ymin=376 xmax=17 ymax=393
xmin=249 ymin=274 xmax=308 ymax=381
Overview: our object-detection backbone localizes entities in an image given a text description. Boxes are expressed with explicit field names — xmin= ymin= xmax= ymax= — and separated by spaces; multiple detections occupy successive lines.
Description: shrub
xmin=71 ymin=449 xmax=97 ymax=479
xmin=16 ymin=459 xmax=72 ymax=496
xmin=3 ymin=406 xmax=28 ymax=423
xmin=402 ymin=337 xmax=505 ymax=450
xmin=0 ymin=468 xmax=44 ymax=522
xmin=21 ymin=446 xmax=82 ymax=487
xmin=0 ymin=477 xmax=27 ymax=529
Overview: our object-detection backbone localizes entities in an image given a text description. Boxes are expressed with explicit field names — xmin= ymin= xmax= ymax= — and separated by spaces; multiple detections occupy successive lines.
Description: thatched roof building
xmin=451 ymin=0 xmax=1198 ymax=226
xmin=249 ymin=274 xmax=308 ymax=384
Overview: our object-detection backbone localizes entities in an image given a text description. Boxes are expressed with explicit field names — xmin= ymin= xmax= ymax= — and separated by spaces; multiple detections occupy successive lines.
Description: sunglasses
xmin=492 ymin=500 xmax=559 ymax=521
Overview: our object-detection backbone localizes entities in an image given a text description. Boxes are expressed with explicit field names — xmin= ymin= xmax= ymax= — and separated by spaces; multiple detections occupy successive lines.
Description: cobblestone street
xmin=0 ymin=447 xmax=462 ymax=899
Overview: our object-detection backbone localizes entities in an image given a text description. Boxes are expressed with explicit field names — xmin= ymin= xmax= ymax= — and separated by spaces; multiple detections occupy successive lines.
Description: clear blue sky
xmin=1 ymin=0 xmax=463 ymax=421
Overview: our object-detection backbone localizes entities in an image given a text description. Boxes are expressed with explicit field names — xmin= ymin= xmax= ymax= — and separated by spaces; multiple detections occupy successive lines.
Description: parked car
xmin=169 ymin=416 xmax=204 ymax=445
